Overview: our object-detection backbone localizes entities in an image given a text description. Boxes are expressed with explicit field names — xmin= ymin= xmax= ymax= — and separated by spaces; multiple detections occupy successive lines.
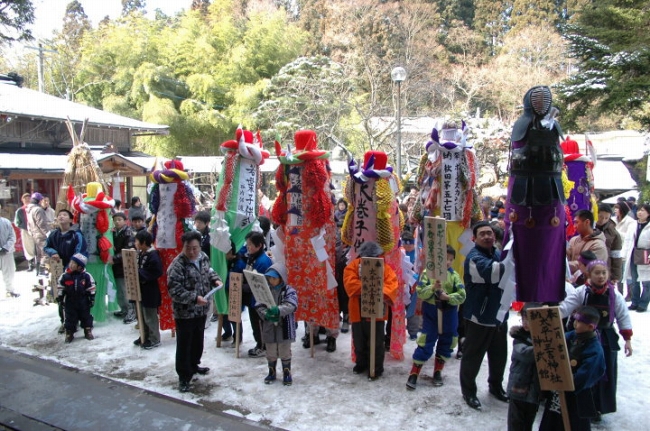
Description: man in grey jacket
xmin=167 ymin=230 xmax=222 ymax=393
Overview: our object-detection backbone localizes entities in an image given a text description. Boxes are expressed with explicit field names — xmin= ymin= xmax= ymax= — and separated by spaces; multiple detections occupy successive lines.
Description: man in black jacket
xmin=110 ymin=212 xmax=136 ymax=323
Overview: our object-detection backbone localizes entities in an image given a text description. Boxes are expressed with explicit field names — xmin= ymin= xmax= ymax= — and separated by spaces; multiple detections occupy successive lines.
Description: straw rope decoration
xmin=56 ymin=118 xmax=108 ymax=214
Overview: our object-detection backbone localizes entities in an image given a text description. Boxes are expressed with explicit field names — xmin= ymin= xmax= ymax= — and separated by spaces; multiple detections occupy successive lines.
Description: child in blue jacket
xmin=539 ymin=305 xmax=606 ymax=431
xmin=57 ymin=253 xmax=96 ymax=343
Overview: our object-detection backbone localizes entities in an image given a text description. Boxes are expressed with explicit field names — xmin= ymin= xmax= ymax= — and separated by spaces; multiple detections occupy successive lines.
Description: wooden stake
xmin=216 ymin=315 xmax=223 ymax=348
xmin=559 ymin=391 xmax=572 ymax=431
xmin=309 ymin=323 xmax=315 ymax=358
xmin=369 ymin=317 xmax=376 ymax=379
xmin=135 ymin=301 xmax=145 ymax=345
xmin=235 ymin=322 xmax=241 ymax=358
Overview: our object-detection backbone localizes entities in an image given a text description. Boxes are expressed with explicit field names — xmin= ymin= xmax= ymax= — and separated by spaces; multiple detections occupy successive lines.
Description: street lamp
xmin=391 ymin=66 xmax=407 ymax=179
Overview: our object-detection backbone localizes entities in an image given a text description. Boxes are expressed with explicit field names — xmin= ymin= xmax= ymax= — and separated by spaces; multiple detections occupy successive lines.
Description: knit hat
xmin=358 ymin=241 xmax=383 ymax=258
xmin=31 ymin=192 xmax=43 ymax=202
xmin=70 ymin=253 xmax=87 ymax=268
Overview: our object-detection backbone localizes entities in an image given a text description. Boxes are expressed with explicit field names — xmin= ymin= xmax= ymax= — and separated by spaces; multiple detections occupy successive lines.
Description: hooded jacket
xmin=567 ymin=229 xmax=608 ymax=274
xmin=596 ymin=218 xmax=623 ymax=281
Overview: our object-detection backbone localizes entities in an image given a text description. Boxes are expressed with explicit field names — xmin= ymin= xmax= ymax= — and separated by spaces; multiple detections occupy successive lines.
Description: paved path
xmin=0 ymin=347 xmax=279 ymax=431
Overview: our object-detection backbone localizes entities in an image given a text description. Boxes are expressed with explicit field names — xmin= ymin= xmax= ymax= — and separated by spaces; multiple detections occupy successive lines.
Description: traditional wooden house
xmin=0 ymin=79 xmax=168 ymax=219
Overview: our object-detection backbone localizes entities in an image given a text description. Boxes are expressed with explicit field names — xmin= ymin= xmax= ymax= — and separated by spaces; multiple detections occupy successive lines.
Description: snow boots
xmin=282 ymin=360 xmax=292 ymax=386
xmin=406 ymin=363 xmax=422 ymax=390
xmin=265 ymin=361 xmax=277 ymax=384
xmin=84 ymin=328 xmax=94 ymax=341
xmin=65 ymin=331 xmax=74 ymax=344
xmin=123 ymin=304 xmax=136 ymax=324
xmin=340 ymin=314 xmax=350 ymax=333
xmin=325 ymin=336 xmax=337 ymax=352
xmin=433 ymin=356 xmax=445 ymax=387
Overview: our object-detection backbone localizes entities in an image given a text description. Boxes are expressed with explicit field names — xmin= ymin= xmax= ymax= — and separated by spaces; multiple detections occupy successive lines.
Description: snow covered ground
xmin=1 ymin=268 xmax=646 ymax=431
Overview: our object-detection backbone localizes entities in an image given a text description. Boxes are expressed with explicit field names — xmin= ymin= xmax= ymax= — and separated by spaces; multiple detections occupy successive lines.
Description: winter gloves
xmin=265 ymin=306 xmax=280 ymax=322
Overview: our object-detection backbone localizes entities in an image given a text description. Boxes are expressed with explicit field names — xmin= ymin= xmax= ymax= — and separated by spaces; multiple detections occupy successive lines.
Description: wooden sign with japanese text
xmin=122 ymin=249 xmax=141 ymax=302
xmin=228 ymin=272 xmax=243 ymax=323
xmin=243 ymin=270 xmax=276 ymax=308
xmin=527 ymin=306 xmax=574 ymax=392
xmin=424 ymin=216 xmax=447 ymax=283
xmin=360 ymin=257 xmax=385 ymax=319
xmin=49 ymin=259 xmax=64 ymax=298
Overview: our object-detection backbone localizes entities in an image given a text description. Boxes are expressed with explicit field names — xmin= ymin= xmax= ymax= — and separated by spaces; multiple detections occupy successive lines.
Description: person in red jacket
xmin=343 ymin=241 xmax=399 ymax=380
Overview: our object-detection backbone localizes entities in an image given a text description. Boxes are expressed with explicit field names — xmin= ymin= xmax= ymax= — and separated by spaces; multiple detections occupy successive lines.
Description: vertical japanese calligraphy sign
xmin=235 ymin=159 xmax=258 ymax=228
xmin=528 ymin=306 xmax=574 ymax=392
xmin=424 ymin=216 xmax=447 ymax=283
xmin=228 ymin=273 xmax=243 ymax=323
xmin=49 ymin=259 xmax=64 ymax=298
xmin=243 ymin=270 xmax=276 ymax=308
xmin=360 ymin=257 xmax=384 ymax=319
xmin=123 ymin=249 xmax=145 ymax=343
xmin=122 ymin=249 xmax=141 ymax=302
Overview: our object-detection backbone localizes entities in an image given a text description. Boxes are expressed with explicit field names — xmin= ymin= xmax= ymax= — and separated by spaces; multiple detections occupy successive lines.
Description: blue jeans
xmin=628 ymin=263 xmax=650 ymax=309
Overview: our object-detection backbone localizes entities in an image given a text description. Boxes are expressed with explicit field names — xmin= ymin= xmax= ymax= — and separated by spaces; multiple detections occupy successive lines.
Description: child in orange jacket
xmin=343 ymin=241 xmax=399 ymax=380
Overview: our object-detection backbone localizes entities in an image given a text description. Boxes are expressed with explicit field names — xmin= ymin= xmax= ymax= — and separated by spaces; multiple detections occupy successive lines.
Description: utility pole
xmin=25 ymin=43 xmax=58 ymax=93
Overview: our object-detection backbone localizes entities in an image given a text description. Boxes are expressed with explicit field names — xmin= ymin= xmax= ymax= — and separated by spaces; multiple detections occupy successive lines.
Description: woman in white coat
xmin=615 ymin=201 xmax=636 ymax=299
xmin=624 ymin=203 xmax=650 ymax=312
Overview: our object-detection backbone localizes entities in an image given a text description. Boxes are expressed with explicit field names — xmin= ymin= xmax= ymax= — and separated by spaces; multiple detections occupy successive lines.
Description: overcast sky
xmin=29 ymin=0 xmax=193 ymax=39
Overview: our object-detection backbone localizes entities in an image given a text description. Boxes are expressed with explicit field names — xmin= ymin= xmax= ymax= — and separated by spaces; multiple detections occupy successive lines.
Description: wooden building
xmin=0 ymin=80 xmax=168 ymax=219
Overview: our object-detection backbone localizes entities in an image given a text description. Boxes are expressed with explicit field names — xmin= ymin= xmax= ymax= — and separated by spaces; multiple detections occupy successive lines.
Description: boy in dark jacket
xmin=507 ymin=302 xmax=543 ymax=431
xmin=57 ymin=253 xmax=96 ymax=343
xmin=133 ymin=230 xmax=163 ymax=349
xmin=111 ymin=212 xmax=136 ymax=323
xmin=539 ymin=305 xmax=606 ymax=431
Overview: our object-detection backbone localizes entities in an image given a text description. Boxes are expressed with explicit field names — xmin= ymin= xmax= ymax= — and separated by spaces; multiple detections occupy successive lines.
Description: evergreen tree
xmin=47 ymin=1 xmax=92 ymax=99
xmin=252 ymin=56 xmax=353 ymax=145
xmin=473 ymin=0 xmax=511 ymax=54
xmin=429 ymin=0 xmax=474 ymax=28
xmin=557 ymin=0 xmax=650 ymax=129
xmin=510 ymin=0 xmax=560 ymax=31
xmin=191 ymin=0 xmax=210 ymax=14
xmin=0 ymin=0 xmax=35 ymax=44
xmin=121 ymin=0 xmax=146 ymax=16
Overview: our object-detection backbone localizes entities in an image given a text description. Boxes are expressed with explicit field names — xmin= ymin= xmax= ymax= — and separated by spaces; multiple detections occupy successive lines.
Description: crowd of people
xmin=0 ymin=187 xmax=639 ymax=431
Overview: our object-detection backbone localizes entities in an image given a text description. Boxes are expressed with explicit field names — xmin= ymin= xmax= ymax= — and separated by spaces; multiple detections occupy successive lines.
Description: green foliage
xmin=66 ymin=0 xmax=306 ymax=156
xmin=557 ymin=0 xmax=650 ymax=129
xmin=0 ymin=0 xmax=35 ymax=44
xmin=510 ymin=0 xmax=561 ymax=31
xmin=252 ymin=56 xmax=353 ymax=146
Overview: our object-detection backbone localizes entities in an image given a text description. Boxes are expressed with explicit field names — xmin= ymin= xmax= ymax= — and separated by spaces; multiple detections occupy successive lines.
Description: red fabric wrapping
xmin=303 ymin=160 xmax=331 ymax=228
xmin=96 ymin=210 xmax=109 ymax=234
xmin=271 ymin=165 xmax=288 ymax=226
xmin=97 ymin=236 xmax=111 ymax=263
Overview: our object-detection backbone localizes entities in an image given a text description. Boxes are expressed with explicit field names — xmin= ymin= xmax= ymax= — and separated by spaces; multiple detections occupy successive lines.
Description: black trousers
xmin=459 ymin=319 xmax=508 ymax=397
xmin=175 ymin=316 xmax=206 ymax=382
xmin=63 ymin=302 xmax=92 ymax=331
xmin=508 ymin=399 xmax=539 ymax=431
xmin=351 ymin=320 xmax=385 ymax=372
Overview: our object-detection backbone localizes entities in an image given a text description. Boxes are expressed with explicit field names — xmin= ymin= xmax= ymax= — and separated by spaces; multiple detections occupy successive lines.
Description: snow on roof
xmin=0 ymin=83 xmax=169 ymax=133
xmin=592 ymin=159 xmax=637 ymax=191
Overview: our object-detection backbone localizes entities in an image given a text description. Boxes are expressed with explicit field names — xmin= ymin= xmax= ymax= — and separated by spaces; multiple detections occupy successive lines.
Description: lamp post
xmin=391 ymin=66 xmax=406 ymax=179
